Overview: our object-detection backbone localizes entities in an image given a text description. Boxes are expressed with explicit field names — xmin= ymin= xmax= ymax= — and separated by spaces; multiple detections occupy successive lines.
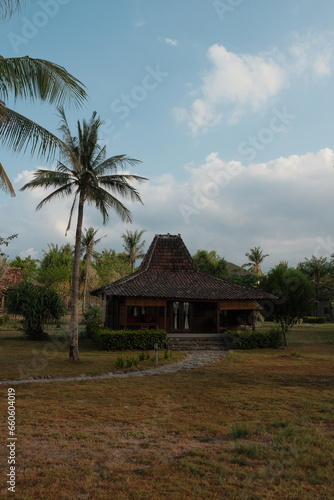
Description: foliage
xmin=262 ymin=264 xmax=315 ymax=345
xmin=243 ymin=246 xmax=269 ymax=276
xmin=91 ymin=326 xmax=167 ymax=351
xmin=20 ymin=108 xmax=146 ymax=361
xmin=193 ymin=249 xmax=229 ymax=279
xmin=9 ymin=255 xmax=38 ymax=281
xmin=303 ymin=316 xmax=327 ymax=324
xmin=5 ymin=281 xmax=65 ymax=340
xmin=83 ymin=305 xmax=101 ymax=337
xmin=0 ymin=234 xmax=18 ymax=259
xmin=222 ymin=328 xmax=283 ymax=350
xmin=81 ymin=227 xmax=105 ymax=310
xmin=93 ymin=248 xmax=132 ymax=286
xmin=121 ymin=229 xmax=146 ymax=271
xmin=297 ymin=256 xmax=334 ymax=315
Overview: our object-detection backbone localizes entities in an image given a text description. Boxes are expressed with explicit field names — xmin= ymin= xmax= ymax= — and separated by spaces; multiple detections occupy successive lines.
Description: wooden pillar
xmin=252 ymin=309 xmax=256 ymax=330
xmin=216 ymin=303 xmax=220 ymax=333
xmin=163 ymin=301 xmax=167 ymax=332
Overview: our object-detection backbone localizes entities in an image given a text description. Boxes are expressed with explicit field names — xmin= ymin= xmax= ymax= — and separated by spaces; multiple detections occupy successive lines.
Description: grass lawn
xmin=0 ymin=322 xmax=334 ymax=499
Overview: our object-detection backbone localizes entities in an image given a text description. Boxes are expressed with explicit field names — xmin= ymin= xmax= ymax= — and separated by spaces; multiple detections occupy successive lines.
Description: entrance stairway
xmin=167 ymin=333 xmax=227 ymax=350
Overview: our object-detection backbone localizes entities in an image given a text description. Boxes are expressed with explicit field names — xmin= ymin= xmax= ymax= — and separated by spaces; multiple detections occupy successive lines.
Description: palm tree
xmin=243 ymin=247 xmax=269 ymax=276
xmin=121 ymin=229 xmax=146 ymax=272
xmin=81 ymin=227 xmax=105 ymax=311
xmin=0 ymin=1 xmax=87 ymax=192
xmin=21 ymin=108 xmax=147 ymax=360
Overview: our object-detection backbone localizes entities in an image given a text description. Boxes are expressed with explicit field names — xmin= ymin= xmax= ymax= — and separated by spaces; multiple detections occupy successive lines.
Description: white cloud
xmin=175 ymin=33 xmax=334 ymax=134
xmin=289 ymin=31 xmax=334 ymax=78
xmin=174 ymin=44 xmax=287 ymax=134
xmin=3 ymin=149 xmax=334 ymax=272
xmin=164 ymin=38 xmax=179 ymax=46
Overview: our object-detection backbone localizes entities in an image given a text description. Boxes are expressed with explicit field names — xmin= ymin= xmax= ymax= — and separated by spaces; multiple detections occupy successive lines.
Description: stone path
xmin=0 ymin=350 xmax=227 ymax=386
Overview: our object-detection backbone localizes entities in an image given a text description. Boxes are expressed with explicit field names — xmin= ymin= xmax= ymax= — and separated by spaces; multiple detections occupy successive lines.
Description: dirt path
xmin=0 ymin=350 xmax=227 ymax=386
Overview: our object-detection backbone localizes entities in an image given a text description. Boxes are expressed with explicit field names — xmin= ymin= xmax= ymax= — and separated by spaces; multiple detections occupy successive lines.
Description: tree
xmin=93 ymin=249 xmax=131 ymax=287
xmin=298 ymin=256 xmax=334 ymax=316
xmin=81 ymin=227 xmax=105 ymax=311
xmin=121 ymin=229 xmax=146 ymax=272
xmin=37 ymin=243 xmax=74 ymax=304
xmin=193 ymin=250 xmax=229 ymax=279
xmin=243 ymin=247 xmax=269 ymax=276
xmin=5 ymin=281 xmax=65 ymax=339
xmin=10 ymin=255 xmax=38 ymax=281
xmin=262 ymin=264 xmax=314 ymax=345
xmin=0 ymin=2 xmax=87 ymax=193
xmin=21 ymin=109 xmax=147 ymax=360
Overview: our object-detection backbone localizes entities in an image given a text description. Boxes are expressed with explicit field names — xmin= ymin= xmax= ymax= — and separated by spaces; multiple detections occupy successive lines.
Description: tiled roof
xmin=92 ymin=234 xmax=274 ymax=301
xmin=0 ymin=267 xmax=23 ymax=295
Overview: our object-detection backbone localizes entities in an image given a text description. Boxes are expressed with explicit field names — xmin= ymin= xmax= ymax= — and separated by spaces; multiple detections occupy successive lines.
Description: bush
xmin=0 ymin=315 xmax=9 ymax=326
xmin=222 ymin=328 xmax=283 ymax=350
xmin=83 ymin=305 xmax=102 ymax=337
xmin=303 ymin=316 xmax=327 ymax=324
xmin=91 ymin=326 xmax=167 ymax=351
xmin=5 ymin=282 xmax=65 ymax=340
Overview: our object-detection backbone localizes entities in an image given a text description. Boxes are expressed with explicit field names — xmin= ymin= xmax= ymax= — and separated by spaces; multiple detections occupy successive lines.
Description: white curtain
xmin=173 ymin=302 xmax=179 ymax=329
xmin=184 ymin=302 xmax=189 ymax=329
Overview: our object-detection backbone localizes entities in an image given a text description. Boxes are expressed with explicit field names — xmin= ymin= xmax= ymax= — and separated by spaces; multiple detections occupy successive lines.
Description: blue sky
xmin=2 ymin=0 xmax=334 ymax=271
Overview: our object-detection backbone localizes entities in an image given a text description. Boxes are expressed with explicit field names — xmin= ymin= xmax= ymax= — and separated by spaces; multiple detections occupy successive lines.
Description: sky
xmin=2 ymin=0 xmax=334 ymax=272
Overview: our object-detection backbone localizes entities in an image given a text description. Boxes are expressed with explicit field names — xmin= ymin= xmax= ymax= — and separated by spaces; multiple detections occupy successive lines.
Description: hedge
xmin=91 ymin=326 xmax=167 ymax=351
xmin=302 ymin=316 xmax=327 ymax=324
xmin=222 ymin=328 xmax=283 ymax=350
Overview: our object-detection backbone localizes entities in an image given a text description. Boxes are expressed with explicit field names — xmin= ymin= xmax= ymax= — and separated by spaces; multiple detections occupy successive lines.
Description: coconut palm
xmin=243 ymin=247 xmax=269 ymax=276
xmin=121 ymin=229 xmax=146 ymax=272
xmin=21 ymin=108 xmax=147 ymax=360
xmin=0 ymin=1 xmax=87 ymax=194
xmin=81 ymin=227 xmax=105 ymax=311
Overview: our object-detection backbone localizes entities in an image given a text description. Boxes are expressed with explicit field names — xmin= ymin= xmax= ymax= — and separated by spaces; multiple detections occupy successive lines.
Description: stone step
xmin=167 ymin=336 xmax=227 ymax=350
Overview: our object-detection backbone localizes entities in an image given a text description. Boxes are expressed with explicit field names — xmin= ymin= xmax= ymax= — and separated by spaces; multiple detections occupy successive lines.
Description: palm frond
xmin=0 ymin=0 xmax=28 ymax=20
xmin=0 ymin=56 xmax=87 ymax=107
xmin=0 ymin=102 xmax=65 ymax=161
xmin=0 ymin=161 xmax=15 ymax=196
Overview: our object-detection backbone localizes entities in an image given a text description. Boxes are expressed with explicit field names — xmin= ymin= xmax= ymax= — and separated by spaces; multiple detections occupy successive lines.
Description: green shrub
xmin=83 ymin=305 xmax=102 ymax=337
xmin=303 ymin=316 xmax=327 ymax=324
xmin=0 ymin=315 xmax=9 ymax=326
xmin=115 ymin=356 xmax=125 ymax=369
xmin=223 ymin=327 xmax=283 ymax=350
xmin=91 ymin=327 xmax=167 ymax=351
xmin=126 ymin=357 xmax=139 ymax=368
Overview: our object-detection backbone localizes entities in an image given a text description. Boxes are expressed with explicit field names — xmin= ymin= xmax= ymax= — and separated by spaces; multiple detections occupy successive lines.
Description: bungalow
xmin=91 ymin=234 xmax=275 ymax=336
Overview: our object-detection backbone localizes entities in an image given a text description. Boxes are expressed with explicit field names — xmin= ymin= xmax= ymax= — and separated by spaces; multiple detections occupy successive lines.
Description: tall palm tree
xmin=243 ymin=246 xmax=269 ymax=276
xmin=81 ymin=227 xmax=105 ymax=311
xmin=0 ymin=0 xmax=87 ymax=192
xmin=21 ymin=108 xmax=147 ymax=360
xmin=121 ymin=229 xmax=146 ymax=272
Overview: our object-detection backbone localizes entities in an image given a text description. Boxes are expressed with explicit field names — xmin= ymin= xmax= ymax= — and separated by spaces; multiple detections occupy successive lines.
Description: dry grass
xmin=0 ymin=324 xmax=334 ymax=499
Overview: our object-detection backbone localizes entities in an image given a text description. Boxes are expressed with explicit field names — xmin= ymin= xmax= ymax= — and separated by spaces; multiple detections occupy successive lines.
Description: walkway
xmin=0 ymin=350 xmax=227 ymax=386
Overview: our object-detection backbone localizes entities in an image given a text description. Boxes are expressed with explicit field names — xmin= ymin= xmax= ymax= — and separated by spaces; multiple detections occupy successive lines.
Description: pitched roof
xmin=92 ymin=234 xmax=274 ymax=301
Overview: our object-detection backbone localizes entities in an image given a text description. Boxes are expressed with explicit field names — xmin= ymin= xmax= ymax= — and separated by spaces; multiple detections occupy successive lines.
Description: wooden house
xmin=92 ymin=234 xmax=275 ymax=335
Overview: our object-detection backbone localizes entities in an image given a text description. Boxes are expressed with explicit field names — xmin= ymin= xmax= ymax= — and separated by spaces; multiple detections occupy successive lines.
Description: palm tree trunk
xmin=69 ymin=196 xmax=84 ymax=361
xmin=82 ymin=253 xmax=91 ymax=312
